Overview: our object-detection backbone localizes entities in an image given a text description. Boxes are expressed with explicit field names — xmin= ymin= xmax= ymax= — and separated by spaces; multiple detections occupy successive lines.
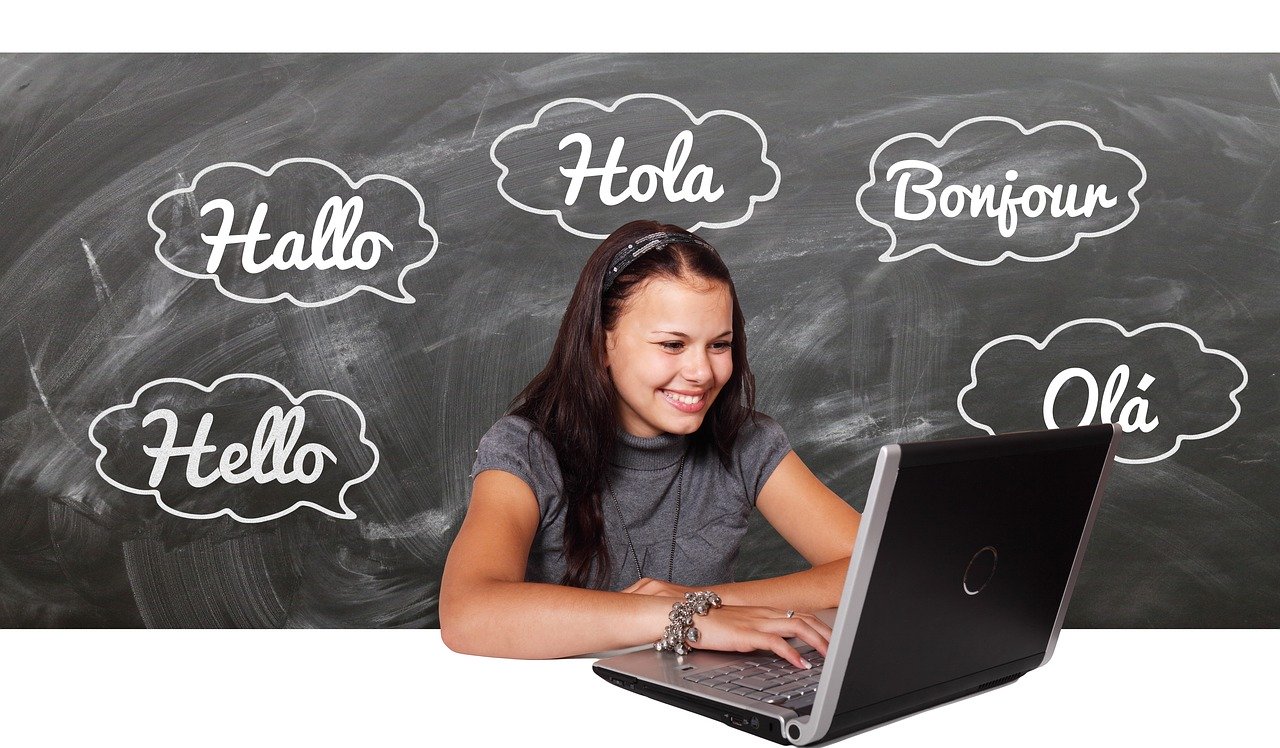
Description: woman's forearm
xmin=715 ymin=557 xmax=850 ymax=611
xmin=440 ymin=579 xmax=676 ymax=659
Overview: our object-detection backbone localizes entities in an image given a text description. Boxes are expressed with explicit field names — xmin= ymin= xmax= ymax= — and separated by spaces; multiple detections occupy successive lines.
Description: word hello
xmin=558 ymin=129 xmax=724 ymax=206
xmin=199 ymin=196 xmax=393 ymax=273
xmin=1042 ymin=364 xmax=1159 ymax=433
xmin=887 ymin=161 xmax=1118 ymax=237
xmin=142 ymin=405 xmax=336 ymax=488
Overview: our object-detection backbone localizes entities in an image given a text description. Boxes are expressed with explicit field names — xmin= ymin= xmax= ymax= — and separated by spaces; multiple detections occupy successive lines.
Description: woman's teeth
xmin=662 ymin=390 xmax=704 ymax=405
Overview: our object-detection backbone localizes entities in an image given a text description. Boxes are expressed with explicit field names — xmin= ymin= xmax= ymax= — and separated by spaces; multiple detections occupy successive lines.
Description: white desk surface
xmin=1 ymin=629 xmax=1274 ymax=747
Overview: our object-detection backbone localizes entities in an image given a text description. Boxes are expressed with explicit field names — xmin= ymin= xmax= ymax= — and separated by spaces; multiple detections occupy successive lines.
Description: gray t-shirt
xmin=469 ymin=412 xmax=792 ymax=591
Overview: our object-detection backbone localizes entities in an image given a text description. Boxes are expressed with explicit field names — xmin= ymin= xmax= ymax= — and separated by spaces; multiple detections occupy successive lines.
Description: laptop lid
xmin=791 ymin=423 xmax=1119 ymax=744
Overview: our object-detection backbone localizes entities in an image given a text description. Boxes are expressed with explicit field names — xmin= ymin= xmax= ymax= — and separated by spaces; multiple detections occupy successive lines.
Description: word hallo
xmin=198 ymin=196 xmax=393 ymax=273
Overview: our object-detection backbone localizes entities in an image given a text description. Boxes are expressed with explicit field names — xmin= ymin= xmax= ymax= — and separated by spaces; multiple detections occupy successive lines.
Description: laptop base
xmin=593 ymin=665 xmax=791 ymax=744
xmin=810 ymin=655 xmax=1036 ymax=744
xmin=596 ymin=652 xmax=1038 ymax=745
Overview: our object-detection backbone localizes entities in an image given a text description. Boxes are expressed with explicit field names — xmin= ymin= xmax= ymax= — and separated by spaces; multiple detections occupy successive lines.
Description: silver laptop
xmin=594 ymin=423 xmax=1120 ymax=745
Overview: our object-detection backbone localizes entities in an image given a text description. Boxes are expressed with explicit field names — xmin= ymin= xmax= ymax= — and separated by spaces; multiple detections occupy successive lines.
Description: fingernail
xmin=804 ymin=661 xmax=812 ymax=670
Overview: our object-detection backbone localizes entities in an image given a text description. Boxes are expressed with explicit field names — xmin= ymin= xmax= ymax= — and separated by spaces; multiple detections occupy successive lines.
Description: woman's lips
xmin=661 ymin=389 xmax=707 ymax=413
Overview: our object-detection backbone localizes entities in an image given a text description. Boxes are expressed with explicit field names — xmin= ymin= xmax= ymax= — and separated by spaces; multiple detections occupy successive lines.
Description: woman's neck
xmin=610 ymin=427 xmax=687 ymax=470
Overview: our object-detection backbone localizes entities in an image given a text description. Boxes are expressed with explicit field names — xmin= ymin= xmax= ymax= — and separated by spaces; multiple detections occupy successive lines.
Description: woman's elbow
xmin=439 ymin=600 xmax=481 ymax=655
xmin=822 ymin=556 xmax=851 ymax=609
xmin=438 ymin=581 xmax=481 ymax=655
xmin=439 ymin=621 xmax=471 ymax=655
xmin=439 ymin=578 xmax=514 ymax=656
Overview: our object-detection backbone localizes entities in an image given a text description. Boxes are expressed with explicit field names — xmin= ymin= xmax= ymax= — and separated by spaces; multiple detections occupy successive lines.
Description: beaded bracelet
xmin=655 ymin=591 xmax=722 ymax=655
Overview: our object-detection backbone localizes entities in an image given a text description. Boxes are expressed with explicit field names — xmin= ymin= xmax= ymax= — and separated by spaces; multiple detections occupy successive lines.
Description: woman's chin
xmin=656 ymin=406 xmax=710 ymax=434
xmin=664 ymin=417 xmax=704 ymax=435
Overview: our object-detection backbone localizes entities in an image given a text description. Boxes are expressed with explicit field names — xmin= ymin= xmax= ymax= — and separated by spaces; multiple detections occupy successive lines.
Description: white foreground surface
xmin=1 ymin=629 xmax=1275 ymax=747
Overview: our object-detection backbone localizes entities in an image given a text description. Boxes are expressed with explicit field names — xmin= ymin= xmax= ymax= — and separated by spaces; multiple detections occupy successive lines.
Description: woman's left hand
xmin=620 ymin=577 xmax=698 ymax=598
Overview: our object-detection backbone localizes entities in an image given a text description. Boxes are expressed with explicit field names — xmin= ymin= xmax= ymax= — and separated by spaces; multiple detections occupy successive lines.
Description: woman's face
xmin=604 ymin=275 xmax=735 ymax=438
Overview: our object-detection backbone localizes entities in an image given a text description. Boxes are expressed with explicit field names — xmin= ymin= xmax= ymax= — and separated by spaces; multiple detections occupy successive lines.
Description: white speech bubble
xmin=148 ymin=157 xmax=439 ymax=307
xmin=490 ymin=93 xmax=781 ymax=238
xmin=856 ymin=116 xmax=1147 ymax=266
xmin=88 ymin=373 xmax=379 ymax=522
xmin=957 ymin=318 xmax=1248 ymax=464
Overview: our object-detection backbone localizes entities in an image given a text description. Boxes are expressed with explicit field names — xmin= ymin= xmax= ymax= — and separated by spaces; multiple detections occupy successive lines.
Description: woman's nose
xmin=682 ymin=348 xmax=712 ymax=384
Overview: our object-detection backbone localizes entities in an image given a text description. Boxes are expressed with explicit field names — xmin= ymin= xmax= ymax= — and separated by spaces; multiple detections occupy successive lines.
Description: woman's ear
xmin=601 ymin=329 xmax=614 ymax=369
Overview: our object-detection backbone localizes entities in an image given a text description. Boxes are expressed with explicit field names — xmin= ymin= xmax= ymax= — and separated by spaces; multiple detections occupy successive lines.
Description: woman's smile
xmin=661 ymin=388 xmax=708 ymax=412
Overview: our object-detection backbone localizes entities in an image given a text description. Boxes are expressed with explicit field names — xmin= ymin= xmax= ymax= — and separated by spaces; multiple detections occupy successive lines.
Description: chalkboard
xmin=1 ymin=53 xmax=1276 ymax=628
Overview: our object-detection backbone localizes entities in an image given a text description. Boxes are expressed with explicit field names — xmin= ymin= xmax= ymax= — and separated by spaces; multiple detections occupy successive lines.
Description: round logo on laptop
xmin=963 ymin=545 xmax=998 ymax=595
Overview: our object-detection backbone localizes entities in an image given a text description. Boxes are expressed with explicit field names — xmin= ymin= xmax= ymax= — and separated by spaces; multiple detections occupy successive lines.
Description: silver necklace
xmin=604 ymin=444 xmax=688 ymax=584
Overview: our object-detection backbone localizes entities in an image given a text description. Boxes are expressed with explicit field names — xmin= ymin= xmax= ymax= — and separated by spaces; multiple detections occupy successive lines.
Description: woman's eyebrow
xmin=651 ymin=330 xmax=733 ymax=338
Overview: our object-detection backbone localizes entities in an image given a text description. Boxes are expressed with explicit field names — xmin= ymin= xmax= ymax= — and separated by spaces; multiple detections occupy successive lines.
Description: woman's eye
xmin=659 ymin=341 xmax=731 ymax=352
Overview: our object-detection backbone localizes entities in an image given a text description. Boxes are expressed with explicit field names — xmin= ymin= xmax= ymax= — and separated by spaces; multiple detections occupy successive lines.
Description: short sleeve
xmin=469 ymin=415 xmax=562 ymax=523
xmin=736 ymin=412 xmax=793 ymax=507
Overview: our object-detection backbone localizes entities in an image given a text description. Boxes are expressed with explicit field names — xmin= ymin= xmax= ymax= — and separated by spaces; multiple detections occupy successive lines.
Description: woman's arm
xmin=440 ymin=468 xmax=833 ymax=666
xmin=728 ymin=450 xmax=862 ymax=609
xmin=440 ymin=469 xmax=672 ymax=658
xmin=624 ymin=450 xmax=861 ymax=611
xmin=710 ymin=557 xmax=851 ymax=611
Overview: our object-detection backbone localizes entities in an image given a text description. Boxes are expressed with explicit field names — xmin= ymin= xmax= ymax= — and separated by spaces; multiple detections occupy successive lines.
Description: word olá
xmin=1042 ymin=364 xmax=1158 ymax=433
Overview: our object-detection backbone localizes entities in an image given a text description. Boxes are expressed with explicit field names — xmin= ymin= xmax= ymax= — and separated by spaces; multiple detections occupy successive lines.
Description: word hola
xmin=142 ymin=405 xmax=337 ymax=488
xmin=887 ymin=161 xmax=1118 ymax=237
xmin=558 ymin=129 xmax=724 ymax=206
xmin=200 ymin=196 xmax=393 ymax=273
xmin=1043 ymin=364 xmax=1159 ymax=433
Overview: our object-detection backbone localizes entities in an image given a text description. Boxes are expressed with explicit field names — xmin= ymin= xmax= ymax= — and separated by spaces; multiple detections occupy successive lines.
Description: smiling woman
xmin=439 ymin=220 xmax=861 ymax=668
xmin=605 ymin=273 xmax=734 ymax=437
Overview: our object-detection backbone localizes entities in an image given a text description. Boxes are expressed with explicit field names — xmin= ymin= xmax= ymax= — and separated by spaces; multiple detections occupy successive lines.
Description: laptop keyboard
xmin=681 ymin=643 xmax=824 ymax=712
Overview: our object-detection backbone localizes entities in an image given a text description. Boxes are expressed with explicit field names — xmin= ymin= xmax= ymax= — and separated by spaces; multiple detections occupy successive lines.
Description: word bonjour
xmin=886 ymin=161 xmax=1118 ymax=237
xmin=1042 ymin=364 xmax=1158 ymax=434
xmin=558 ymin=129 xmax=724 ymax=206
xmin=142 ymin=405 xmax=336 ymax=488
xmin=199 ymin=196 xmax=393 ymax=273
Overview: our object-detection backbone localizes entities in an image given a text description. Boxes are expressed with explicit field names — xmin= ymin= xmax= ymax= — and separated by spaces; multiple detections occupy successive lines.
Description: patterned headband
xmin=600 ymin=230 xmax=717 ymax=294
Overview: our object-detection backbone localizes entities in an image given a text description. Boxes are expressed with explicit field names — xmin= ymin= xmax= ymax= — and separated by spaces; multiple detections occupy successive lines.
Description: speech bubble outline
xmin=489 ymin=92 xmax=782 ymax=239
xmin=88 ymin=373 xmax=379 ymax=522
xmin=956 ymin=317 xmax=1248 ymax=464
xmin=855 ymin=116 xmax=1148 ymax=266
xmin=147 ymin=157 xmax=440 ymax=307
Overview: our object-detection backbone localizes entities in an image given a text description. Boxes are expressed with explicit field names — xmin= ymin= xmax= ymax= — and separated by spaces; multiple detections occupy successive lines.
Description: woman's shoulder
xmin=480 ymin=413 xmax=542 ymax=443
xmin=725 ymin=410 xmax=792 ymax=504
xmin=472 ymin=414 xmax=560 ymax=481
xmin=481 ymin=413 xmax=560 ymax=453
xmin=733 ymin=409 xmax=790 ymax=448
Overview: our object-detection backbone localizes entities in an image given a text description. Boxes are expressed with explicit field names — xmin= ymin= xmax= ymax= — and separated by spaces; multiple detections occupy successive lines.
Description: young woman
xmin=440 ymin=220 xmax=861 ymax=669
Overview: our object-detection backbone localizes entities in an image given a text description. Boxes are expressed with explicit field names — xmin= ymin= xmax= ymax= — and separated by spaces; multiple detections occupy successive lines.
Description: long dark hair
xmin=509 ymin=220 xmax=758 ymax=589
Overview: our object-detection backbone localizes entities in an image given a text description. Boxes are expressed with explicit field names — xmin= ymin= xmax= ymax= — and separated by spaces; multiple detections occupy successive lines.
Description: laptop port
xmin=724 ymin=714 xmax=758 ymax=730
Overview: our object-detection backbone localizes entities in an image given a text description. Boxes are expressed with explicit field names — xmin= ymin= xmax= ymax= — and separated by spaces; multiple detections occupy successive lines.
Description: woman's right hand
xmin=687 ymin=605 xmax=831 ymax=669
